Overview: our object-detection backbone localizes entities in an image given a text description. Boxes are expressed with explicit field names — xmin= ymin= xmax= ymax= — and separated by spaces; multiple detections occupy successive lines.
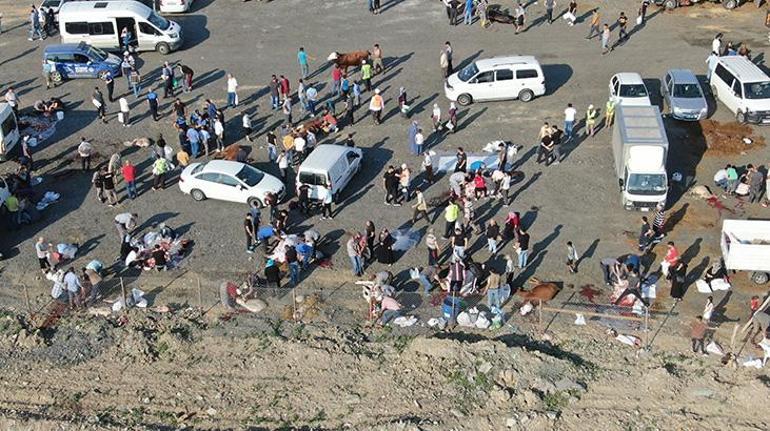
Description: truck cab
xmin=612 ymin=105 xmax=669 ymax=211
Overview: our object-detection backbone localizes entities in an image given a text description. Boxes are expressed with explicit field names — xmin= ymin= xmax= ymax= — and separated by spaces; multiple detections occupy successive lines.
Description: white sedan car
xmin=179 ymin=160 xmax=284 ymax=208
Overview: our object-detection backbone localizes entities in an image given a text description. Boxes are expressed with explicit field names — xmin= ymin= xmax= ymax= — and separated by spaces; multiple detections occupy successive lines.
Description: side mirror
xmin=618 ymin=179 xmax=625 ymax=191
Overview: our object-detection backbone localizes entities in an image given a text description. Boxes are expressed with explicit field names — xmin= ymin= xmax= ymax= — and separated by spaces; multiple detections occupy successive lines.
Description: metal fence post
xmin=197 ymin=277 xmax=202 ymax=310
xmin=120 ymin=277 xmax=127 ymax=312
xmin=644 ymin=307 xmax=650 ymax=349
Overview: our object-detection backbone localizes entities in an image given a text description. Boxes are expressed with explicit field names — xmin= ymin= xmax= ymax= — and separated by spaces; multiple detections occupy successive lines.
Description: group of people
xmin=713 ymin=163 xmax=769 ymax=205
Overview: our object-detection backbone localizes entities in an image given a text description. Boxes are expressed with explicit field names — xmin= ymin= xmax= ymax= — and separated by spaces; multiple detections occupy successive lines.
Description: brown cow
xmin=327 ymin=51 xmax=370 ymax=73
xmin=516 ymin=282 xmax=560 ymax=305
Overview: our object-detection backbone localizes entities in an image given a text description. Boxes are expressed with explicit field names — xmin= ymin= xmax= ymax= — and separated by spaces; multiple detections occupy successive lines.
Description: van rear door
xmin=0 ymin=107 xmax=19 ymax=161
xmin=298 ymin=171 xmax=326 ymax=200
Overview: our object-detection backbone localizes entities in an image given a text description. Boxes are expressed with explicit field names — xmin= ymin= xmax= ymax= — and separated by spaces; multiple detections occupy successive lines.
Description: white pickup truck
xmin=721 ymin=219 xmax=770 ymax=284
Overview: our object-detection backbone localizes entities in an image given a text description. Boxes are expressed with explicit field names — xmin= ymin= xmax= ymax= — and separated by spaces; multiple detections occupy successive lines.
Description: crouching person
xmin=219 ymin=281 xmax=264 ymax=313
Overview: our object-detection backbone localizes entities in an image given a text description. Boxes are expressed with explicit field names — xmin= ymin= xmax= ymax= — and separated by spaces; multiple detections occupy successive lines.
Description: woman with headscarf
xmin=431 ymin=103 xmax=442 ymax=132
xmin=408 ymin=120 xmax=419 ymax=155
xmin=585 ymin=104 xmax=598 ymax=137
xmin=504 ymin=211 xmax=520 ymax=241
xmin=447 ymin=102 xmax=458 ymax=133
xmin=365 ymin=221 xmax=376 ymax=263
xmin=377 ymin=228 xmax=395 ymax=266
xmin=669 ymin=260 xmax=687 ymax=301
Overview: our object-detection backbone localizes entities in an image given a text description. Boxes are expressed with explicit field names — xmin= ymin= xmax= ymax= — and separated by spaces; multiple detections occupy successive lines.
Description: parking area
xmin=0 ymin=0 xmax=768 ymax=331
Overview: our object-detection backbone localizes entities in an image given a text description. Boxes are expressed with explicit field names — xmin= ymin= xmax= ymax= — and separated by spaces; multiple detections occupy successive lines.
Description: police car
xmin=42 ymin=42 xmax=122 ymax=84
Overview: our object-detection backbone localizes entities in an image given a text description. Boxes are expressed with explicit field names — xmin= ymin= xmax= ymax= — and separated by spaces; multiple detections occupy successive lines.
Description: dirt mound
xmin=700 ymin=120 xmax=765 ymax=155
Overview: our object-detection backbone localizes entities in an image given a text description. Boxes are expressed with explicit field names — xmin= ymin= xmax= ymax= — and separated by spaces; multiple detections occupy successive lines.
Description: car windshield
xmin=235 ymin=165 xmax=265 ymax=187
xmin=743 ymin=81 xmax=770 ymax=100
xmin=147 ymin=11 xmax=170 ymax=31
xmin=619 ymin=84 xmax=648 ymax=98
xmin=457 ymin=63 xmax=479 ymax=82
xmin=87 ymin=46 xmax=108 ymax=62
xmin=627 ymin=173 xmax=667 ymax=196
xmin=673 ymin=83 xmax=702 ymax=98
xmin=190 ymin=164 xmax=204 ymax=175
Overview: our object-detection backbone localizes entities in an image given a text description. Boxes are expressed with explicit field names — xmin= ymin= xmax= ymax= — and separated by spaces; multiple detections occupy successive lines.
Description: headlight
xmin=672 ymin=106 xmax=683 ymax=115
xmin=700 ymin=107 xmax=707 ymax=116
xmin=169 ymin=33 xmax=178 ymax=39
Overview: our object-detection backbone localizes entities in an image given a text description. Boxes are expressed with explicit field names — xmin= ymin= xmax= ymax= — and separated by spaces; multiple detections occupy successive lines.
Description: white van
xmin=444 ymin=56 xmax=546 ymax=106
xmin=296 ymin=145 xmax=363 ymax=202
xmin=709 ymin=56 xmax=770 ymax=124
xmin=0 ymin=104 xmax=20 ymax=162
xmin=59 ymin=0 xmax=183 ymax=55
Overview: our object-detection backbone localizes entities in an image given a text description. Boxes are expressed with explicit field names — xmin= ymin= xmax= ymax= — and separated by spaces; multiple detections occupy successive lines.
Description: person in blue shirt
xmin=146 ymin=89 xmax=159 ymax=121
xmin=186 ymin=127 xmax=200 ymax=158
xmin=464 ymin=0 xmax=474 ymax=25
xmin=297 ymin=47 xmax=309 ymax=79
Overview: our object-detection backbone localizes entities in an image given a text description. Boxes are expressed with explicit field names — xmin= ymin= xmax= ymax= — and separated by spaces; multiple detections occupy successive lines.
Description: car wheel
xmin=519 ymin=89 xmax=534 ymax=103
xmin=190 ymin=189 xmax=206 ymax=201
xmin=51 ymin=71 xmax=63 ymax=84
xmin=722 ymin=0 xmax=736 ymax=9
xmin=97 ymin=70 xmax=110 ymax=80
xmin=157 ymin=42 xmax=171 ymax=55
xmin=663 ymin=0 xmax=677 ymax=9
xmin=752 ymin=271 xmax=769 ymax=285
xmin=247 ymin=197 xmax=263 ymax=208
xmin=736 ymin=111 xmax=746 ymax=124
xmin=457 ymin=94 xmax=472 ymax=106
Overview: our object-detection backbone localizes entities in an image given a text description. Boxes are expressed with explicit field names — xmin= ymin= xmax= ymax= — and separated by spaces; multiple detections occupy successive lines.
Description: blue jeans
xmin=415 ymin=144 xmax=423 ymax=156
xmin=487 ymin=285 xmax=511 ymax=314
xmin=132 ymin=83 xmax=141 ymax=98
xmin=289 ymin=262 xmax=300 ymax=285
xmin=227 ymin=92 xmax=236 ymax=108
xmin=271 ymin=95 xmax=279 ymax=109
xmin=381 ymin=309 xmax=401 ymax=325
xmin=564 ymin=120 xmax=574 ymax=139
xmin=308 ymin=100 xmax=316 ymax=115
xmin=302 ymin=249 xmax=312 ymax=269
xmin=29 ymin=25 xmax=42 ymax=40
xmin=190 ymin=140 xmax=200 ymax=158
xmin=332 ymin=80 xmax=340 ymax=96
xmin=487 ymin=238 xmax=498 ymax=254
xmin=464 ymin=8 xmax=473 ymax=24
xmin=300 ymin=63 xmax=309 ymax=78
xmin=350 ymin=255 xmax=363 ymax=276
xmin=126 ymin=181 xmax=137 ymax=199
xmin=418 ymin=275 xmax=433 ymax=295
xmin=518 ymin=249 xmax=529 ymax=268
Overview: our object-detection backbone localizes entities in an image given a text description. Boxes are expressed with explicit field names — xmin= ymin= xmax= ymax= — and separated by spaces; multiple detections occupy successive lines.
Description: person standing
xmin=605 ymin=97 xmax=616 ymax=127
xmin=447 ymin=103 xmax=458 ymax=133
xmin=616 ymin=12 xmax=628 ymax=44
xmin=269 ymin=75 xmax=280 ymax=110
xmin=514 ymin=2 xmax=526 ymax=34
xmin=382 ymin=165 xmax=400 ymax=206
xmin=360 ymin=61 xmax=373 ymax=92
xmin=372 ymin=44 xmax=384 ymax=74
xmin=639 ymin=0 xmax=649 ymax=25
xmin=365 ymin=221 xmax=376 ymax=262
xmin=102 ymin=168 xmax=118 ymax=206
xmin=711 ymin=33 xmax=723 ymax=56
xmin=279 ymin=74 xmax=290 ymax=102
xmin=377 ymin=228 xmax=395 ymax=266
xmin=585 ymin=104 xmax=598 ymax=137
xmin=369 ymin=88 xmax=384 ymax=125
xmin=161 ymin=61 xmax=174 ymax=98
xmin=444 ymin=42 xmax=453 ymax=74
xmin=321 ymin=185 xmax=334 ymax=220
xmin=121 ymin=160 xmax=137 ymax=200
xmin=347 ymin=234 xmax=364 ymax=277
xmin=146 ymin=88 xmax=159 ymax=121
xmin=121 ymin=55 xmax=133 ymax=88
xmin=178 ymin=64 xmax=194 ymax=93
xmin=586 ymin=8 xmax=601 ymax=39
xmin=422 ymin=150 xmax=434 ymax=185
xmin=28 ymin=6 xmax=42 ymax=41
xmin=563 ymin=103 xmax=577 ymax=141
xmin=399 ymin=164 xmax=412 ymax=203
xmin=515 ymin=229 xmax=530 ymax=269
xmin=276 ymin=150 xmax=289 ymax=183
xmin=226 ymin=73 xmax=239 ymax=108
xmin=440 ymin=49 xmax=449 ymax=79
xmin=544 ymin=0 xmax=556 ymax=24
xmin=463 ymin=0 xmax=474 ymax=25
xmin=660 ymin=241 xmax=679 ymax=277
xmin=35 ymin=237 xmax=52 ymax=274
xmin=565 ymin=241 xmax=579 ymax=273
xmin=214 ymin=116 xmax=225 ymax=151
xmin=129 ymin=67 xmax=141 ymax=98
xmin=486 ymin=219 xmax=501 ymax=255
xmin=601 ymin=24 xmax=611 ymax=55
xmin=566 ymin=0 xmax=577 ymax=25
xmin=669 ymin=260 xmax=687 ymax=301
xmin=282 ymin=96 xmax=293 ymax=125
xmin=431 ymin=104 xmax=442 ymax=132
xmin=690 ymin=316 xmax=708 ymax=355
xmin=411 ymin=190 xmax=429 ymax=223
xmin=152 ymin=157 xmax=169 ymax=190
xmin=103 ymin=71 xmax=115 ymax=102
xmin=118 ymin=97 xmax=130 ymax=127
xmin=425 ymin=228 xmax=441 ymax=265
xmin=244 ymin=213 xmax=257 ymax=253
xmin=297 ymin=47 xmax=310 ymax=79
xmin=285 ymin=244 xmax=300 ymax=285
xmin=78 ymin=137 xmax=93 ymax=171
xmin=92 ymin=87 xmax=107 ymax=123
xmin=449 ymin=0 xmax=460 ymax=25
xmin=443 ymin=200 xmax=460 ymax=238
xmin=454 ymin=147 xmax=467 ymax=173
xmin=749 ymin=165 xmax=765 ymax=204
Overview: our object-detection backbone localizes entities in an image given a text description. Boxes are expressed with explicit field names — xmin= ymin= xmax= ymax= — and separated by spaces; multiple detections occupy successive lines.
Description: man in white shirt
xmin=294 ymin=135 xmax=307 ymax=162
xmin=415 ymin=128 xmax=425 ymax=154
xmin=114 ymin=212 xmax=138 ymax=240
xmin=78 ymin=137 xmax=93 ymax=171
xmin=563 ymin=103 xmax=577 ymax=141
xmin=214 ymin=118 xmax=224 ymax=152
xmin=226 ymin=73 xmax=238 ymax=108
xmin=422 ymin=151 xmax=433 ymax=185
xmin=711 ymin=33 xmax=722 ymax=55
xmin=713 ymin=167 xmax=729 ymax=191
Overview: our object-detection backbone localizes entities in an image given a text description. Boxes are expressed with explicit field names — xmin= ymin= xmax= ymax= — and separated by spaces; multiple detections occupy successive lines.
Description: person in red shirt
xmin=121 ymin=160 xmax=137 ymax=200
xmin=331 ymin=65 xmax=342 ymax=96
xmin=279 ymin=75 xmax=290 ymax=101
xmin=661 ymin=241 xmax=679 ymax=277
xmin=751 ymin=295 xmax=761 ymax=316
xmin=473 ymin=172 xmax=487 ymax=199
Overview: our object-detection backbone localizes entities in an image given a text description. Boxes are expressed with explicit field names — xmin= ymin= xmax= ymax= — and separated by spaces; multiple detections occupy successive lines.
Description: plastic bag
xmin=706 ymin=340 xmax=724 ymax=356
xmin=695 ymin=279 xmax=712 ymax=293
xmin=574 ymin=313 xmax=586 ymax=325
xmin=636 ymin=15 xmax=642 ymax=25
